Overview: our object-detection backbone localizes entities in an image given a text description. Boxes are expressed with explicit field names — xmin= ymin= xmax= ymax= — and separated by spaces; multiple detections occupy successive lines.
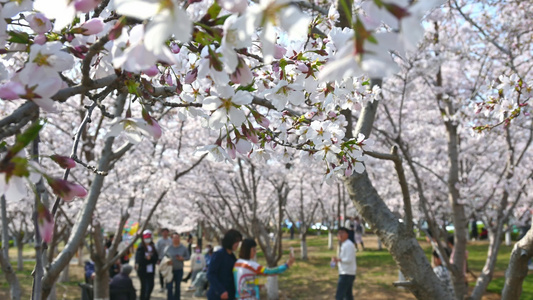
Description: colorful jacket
xmin=233 ymin=259 xmax=288 ymax=300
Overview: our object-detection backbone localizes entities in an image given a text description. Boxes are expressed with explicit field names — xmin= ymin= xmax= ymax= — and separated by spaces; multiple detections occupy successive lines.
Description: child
xmin=432 ymin=250 xmax=455 ymax=298
xmin=188 ymin=244 xmax=206 ymax=291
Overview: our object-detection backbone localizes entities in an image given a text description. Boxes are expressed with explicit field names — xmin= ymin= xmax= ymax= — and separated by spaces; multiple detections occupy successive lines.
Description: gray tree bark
xmin=58 ymin=263 xmax=69 ymax=283
xmin=16 ymin=240 xmax=23 ymax=271
xmin=502 ymin=226 xmax=533 ymax=300
xmin=343 ymin=89 xmax=453 ymax=299
xmin=266 ymin=276 xmax=279 ymax=300
xmin=92 ymin=222 xmax=110 ymax=300
xmin=0 ymin=249 xmax=22 ymax=300
xmin=1 ymin=195 xmax=9 ymax=260
xmin=300 ymin=234 xmax=308 ymax=260
xmin=41 ymin=93 xmax=127 ymax=299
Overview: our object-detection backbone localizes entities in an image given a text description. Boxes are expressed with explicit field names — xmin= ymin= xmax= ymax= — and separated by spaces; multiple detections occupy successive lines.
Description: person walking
xmin=135 ymin=230 xmax=159 ymax=300
xmin=207 ymin=229 xmax=242 ymax=300
xmin=332 ymin=227 xmax=356 ymax=300
xmin=164 ymin=232 xmax=190 ymax=300
xmin=233 ymin=238 xmax=295 ymax=299
xmin=156 ymin=228 xmax=172 ymax=292
xmin=110 ymin=264 xmax=136 ymax=300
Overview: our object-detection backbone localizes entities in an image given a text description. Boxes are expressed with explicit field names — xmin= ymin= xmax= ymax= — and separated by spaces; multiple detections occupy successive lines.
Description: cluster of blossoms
xmin=0 ymin=121 xmax=87 ymax=242
xmin=0 ymin=0 xmax=445 ymax=235
xmin=472 ymin=74 xmax=533 ymax=131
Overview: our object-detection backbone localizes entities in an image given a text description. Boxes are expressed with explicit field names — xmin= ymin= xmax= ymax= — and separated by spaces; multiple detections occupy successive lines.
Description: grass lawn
xmin=253 ymin=234 xmax=532 ymax=300
xmin=0 ymin=245 xmax=85 ymax=299
xmin=1 ymin=235 xmax=532 ymax=299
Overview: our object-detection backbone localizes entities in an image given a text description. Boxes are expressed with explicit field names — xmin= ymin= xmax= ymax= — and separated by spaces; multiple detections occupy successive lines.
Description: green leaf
xmin=214 ymin=15 xmax=230 ymax=26
xmin=236 ymin=82 xmax=257 ymax=92
xmin=8 ymin=31 xmax=31 ymax=44
xmin=10 ymin=120 xmax=45 ymax=155
xmin=125 ymin=80 xmax=140 ymax=95
xmin=207 ymin=1 xmax=222 ymax=19
xmin=279 ymin=58 xmax=287 ymax=69
xmin=208 ymin=47 xmax=224 ymax=72
xmin=10 ymin=157 xmax=30 ymax=178
xmin=194 ymin=31 xmax=213 ymax=46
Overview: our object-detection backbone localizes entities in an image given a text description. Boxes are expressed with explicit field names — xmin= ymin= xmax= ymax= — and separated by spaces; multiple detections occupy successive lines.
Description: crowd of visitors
xmin=79 ymin=215 xmax=466 ymax=300
xmin=81 ymin=221 xmax=360 ymax=300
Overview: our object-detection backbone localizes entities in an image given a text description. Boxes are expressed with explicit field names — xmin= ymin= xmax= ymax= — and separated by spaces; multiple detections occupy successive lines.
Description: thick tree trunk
xmin=93 ymin=269 xmax=110 ymax=300
xmin=501 ymin=227 xmax=533 ymax=300
xmin=300 ymin=233 xmax=308 ymax=260
xmin=343 ymin=90 xmax=453 ymax=299
xmin=16 ymin=239 xmax=23 ymax=271
xmin=59 ymin=263 xmax=69 ymax=282
xmin=445 ymin=122 xmax=468 ymax=300
xmin=41 ymin=93 xmax=126 ymax=299
xmin=47 ymin=283 xmax=57 ymax=300
xmin=344 ymin=172 xmax=453 ymax=300
xmin=266 ymin=276 xmax=279 ymax=300
xmin=78 ymin=245 xmax=83 ymax=266
xmin=470 ymin=229 xmax=503 ymax=300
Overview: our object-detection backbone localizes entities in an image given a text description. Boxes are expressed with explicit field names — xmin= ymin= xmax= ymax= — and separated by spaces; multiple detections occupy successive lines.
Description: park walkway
xmin=129 ymin=259 xmax=204 ymax=300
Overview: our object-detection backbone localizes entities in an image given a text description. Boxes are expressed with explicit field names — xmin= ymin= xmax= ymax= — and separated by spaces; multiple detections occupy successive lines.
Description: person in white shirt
xmin=332 ymin=227 xmax=356 ymax=300
xmin=187 ymin=244 xmax=206 ymax=291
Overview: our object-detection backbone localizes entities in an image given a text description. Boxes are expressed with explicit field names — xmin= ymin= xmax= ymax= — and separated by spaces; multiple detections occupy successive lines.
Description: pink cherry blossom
xmin=47 ymin=178 xmax=88 ymax=201
xmin=273 ymin=45 xmax=287 ymax=59
xmin=27 ymin=13 xmax=52 ymax=34
xmin=80 ymin=18 xmax=104 ymax=35
xmin=0 ymin=81 xmax=25 ymax=100
xmin=37 ymin=202 xmax=54 ymax=243
xmin=143 ymin=65 xmax=159 ymax=77
xmin=170 ymin=42 xmax=180 ymax=54
xmin=74 ymin=0 xmax=100 ymax=13
xmin=230 ymin=63 xmax=253 ymax=86
xmin=34 ymin=34 xmax=47 ymax=45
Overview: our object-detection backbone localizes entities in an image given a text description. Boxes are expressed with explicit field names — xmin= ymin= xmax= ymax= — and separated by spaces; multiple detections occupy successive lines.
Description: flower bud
xmin=74 ymin=0 xmax=100 ymax=13
xmin=51 ymin=155 xmax=77 ymax=169
xmin=47 ymin=178 xmax=88 ymax=202
xmin=143 ymin=65 xmax=159 ymax=77
xmin=80 ymin=18 xmax=104 ymax=35
xmin=37 ymin=202 xmax=54 ymax=243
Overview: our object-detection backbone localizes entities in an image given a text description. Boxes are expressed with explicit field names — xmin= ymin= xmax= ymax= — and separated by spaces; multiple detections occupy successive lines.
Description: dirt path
xmin=130 ymin=260 xmax=204 ymax=300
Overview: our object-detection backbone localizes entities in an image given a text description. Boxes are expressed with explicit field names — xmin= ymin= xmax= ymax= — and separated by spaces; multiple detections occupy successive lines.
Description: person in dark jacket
xmin=110 ymin=264 xmax=136 ymax=300
xmin=84 ymin=260 xmax=95 ymax=283
xmin=136 ymin=230 xmax=159 ymax=300
xmin=207 ymin=229 xmax=242 ymax=300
